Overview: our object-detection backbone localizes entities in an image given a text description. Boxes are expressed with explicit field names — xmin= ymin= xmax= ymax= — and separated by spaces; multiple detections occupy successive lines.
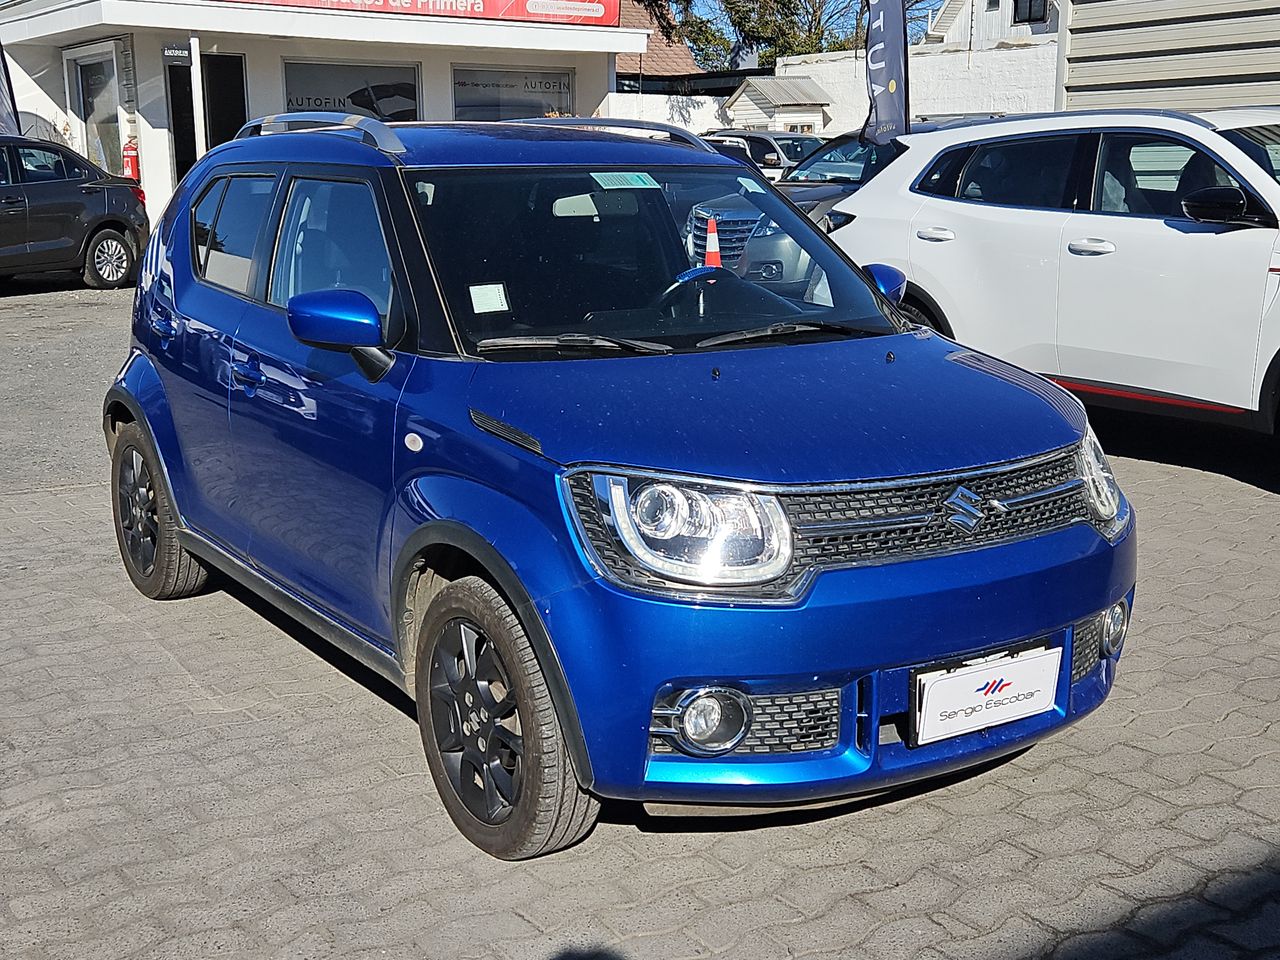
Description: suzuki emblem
xmin=943 ymin=485 xmax=987 ymax=533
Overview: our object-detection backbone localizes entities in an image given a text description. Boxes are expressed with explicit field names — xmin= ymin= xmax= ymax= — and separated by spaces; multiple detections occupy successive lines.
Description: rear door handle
xmin=230 ymin=361 xmax=266 ymax=388
xmin=149 ymin=311 xmax=177 ymax=339
xmin=1067 ymin=238 xmax=1116 ymax=256
xmin=916 ymin=226 xmax=955 ymax=242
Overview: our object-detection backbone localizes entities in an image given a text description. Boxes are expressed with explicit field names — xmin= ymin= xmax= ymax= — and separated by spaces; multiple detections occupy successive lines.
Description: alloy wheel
xmin=428 ymin=617 xmax=524 ymax=824
xmin=94 ymin=238 xmax=129 ymax=284
xmin=117 ymin=447 xmax=158 ymax=576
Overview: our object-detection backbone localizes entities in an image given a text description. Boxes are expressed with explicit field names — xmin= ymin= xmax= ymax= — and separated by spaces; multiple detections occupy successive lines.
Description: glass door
xmin=64 ymin=42 xmax=127 ymax=175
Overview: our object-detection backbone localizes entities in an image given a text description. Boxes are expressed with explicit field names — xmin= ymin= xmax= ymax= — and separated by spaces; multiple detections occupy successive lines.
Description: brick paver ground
xmin=1 ymin=281 xmax=1277 ymax=960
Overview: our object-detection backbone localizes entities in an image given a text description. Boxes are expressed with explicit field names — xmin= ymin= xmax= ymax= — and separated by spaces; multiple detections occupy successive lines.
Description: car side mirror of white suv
xmin=1181 ymin=186 xmax=1247 ymax=225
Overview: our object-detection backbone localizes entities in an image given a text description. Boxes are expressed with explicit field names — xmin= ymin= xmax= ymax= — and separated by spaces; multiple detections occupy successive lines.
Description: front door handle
xmin=916 ymin=226 xmax=956 ymax=242
xmin=230 ymin=361 xmax=267 ymax=388
xmin=1067 ymin=238 xmax=1116 ymax=256
xmin=0 ymin=195 xmax=22 ymax=206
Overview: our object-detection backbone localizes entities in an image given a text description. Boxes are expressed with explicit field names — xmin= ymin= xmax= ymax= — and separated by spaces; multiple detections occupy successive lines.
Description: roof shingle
xmin=616 ymin=0 xmax=700 ymax=77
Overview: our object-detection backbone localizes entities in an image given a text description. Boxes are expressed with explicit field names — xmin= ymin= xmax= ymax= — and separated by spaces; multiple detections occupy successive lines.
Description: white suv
xmin=831 ymin=108 xmax=1280 ymax=430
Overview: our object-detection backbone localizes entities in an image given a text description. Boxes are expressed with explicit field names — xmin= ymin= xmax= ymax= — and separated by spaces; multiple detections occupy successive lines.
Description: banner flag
xmin=862 ymin=0 xmax=909 ymax=145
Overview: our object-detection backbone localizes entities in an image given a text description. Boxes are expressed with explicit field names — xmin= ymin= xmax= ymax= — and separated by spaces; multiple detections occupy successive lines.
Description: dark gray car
xmin=0 ymin=135 xmax=150 ymax=289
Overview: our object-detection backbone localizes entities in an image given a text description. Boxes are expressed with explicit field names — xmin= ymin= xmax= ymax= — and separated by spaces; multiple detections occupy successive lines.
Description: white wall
xmin=776 ymin=42 xmax=1058 ymax=135
xmin=597 ymin=91 xmax=727 ymax=134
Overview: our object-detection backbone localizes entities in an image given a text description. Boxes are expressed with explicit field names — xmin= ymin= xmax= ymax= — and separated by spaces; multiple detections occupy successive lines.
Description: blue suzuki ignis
xmin=105 ymin=115 xmax=1136 ymax=859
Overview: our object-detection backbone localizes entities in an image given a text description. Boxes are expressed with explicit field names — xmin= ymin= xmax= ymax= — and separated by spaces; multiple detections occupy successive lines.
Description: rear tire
xmin=84 ymin=229 xmax=135 ymax=290
xmin=415 ymin=576 xmax=599 ymax=859
xmin=111 ymin=422 xmax=208 ymax=599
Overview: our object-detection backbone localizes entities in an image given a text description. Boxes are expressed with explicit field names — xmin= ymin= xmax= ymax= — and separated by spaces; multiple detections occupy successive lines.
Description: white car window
xmin=1095 ymin=134 xmax=1239 ymax=218
xmin=955 ymin=136 xmax=1079 ymax=210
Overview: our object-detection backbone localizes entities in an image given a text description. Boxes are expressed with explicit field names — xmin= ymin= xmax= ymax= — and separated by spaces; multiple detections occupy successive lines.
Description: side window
xmin=745 ymin=137 xmax=774 ymax=163
xmin=61 ymin=153 xmax=92 ymax=180
xmin=191 ymin=177 xmax=227 ymax=273
xmin=916 ymin=146 xmax=972 ymax=197
xmin=0 ymin=149 xmax=12 ymax=186
xmin=269 ymin=179 xmax=393 ymax=318
xmin=956 ymin=136 xmax=1079 ymax=210
xmin=1095 ymin=133 xmax=1240 ymax=218
xmin=17 ymin=147 xmax=67 ymax=183
xmin=197 ymin=176 xmax=276 ymax=295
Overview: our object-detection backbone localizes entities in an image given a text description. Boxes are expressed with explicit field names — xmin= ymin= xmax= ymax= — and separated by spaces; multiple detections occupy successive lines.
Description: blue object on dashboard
xmin=104 ymin=112 xmax=1136 ymax=860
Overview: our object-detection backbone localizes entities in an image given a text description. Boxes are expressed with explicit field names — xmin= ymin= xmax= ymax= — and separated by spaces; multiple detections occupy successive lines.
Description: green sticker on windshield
xmin=591 ymin=172 xmax=661 ymax=190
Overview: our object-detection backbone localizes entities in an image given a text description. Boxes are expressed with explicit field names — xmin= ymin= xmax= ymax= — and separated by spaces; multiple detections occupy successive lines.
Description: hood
xmin=775 ymin=181 xmax=860 ymax=206
xmin=466 ymin=333 xmax=1086 ymax=484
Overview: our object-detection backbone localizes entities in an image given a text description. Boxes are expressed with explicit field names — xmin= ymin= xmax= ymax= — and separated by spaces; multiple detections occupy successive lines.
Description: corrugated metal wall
xmin=1060 ymin=0 xmax=1280 ymax=110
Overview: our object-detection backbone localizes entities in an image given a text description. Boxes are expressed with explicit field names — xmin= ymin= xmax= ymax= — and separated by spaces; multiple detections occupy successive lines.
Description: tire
xmin=111 ymin=422 xmax=208 ymax=600
xmin=899 ymin=299 xmax=945 ymax=334
xmin=84 ymin=229 xmax=135 ymax=290
xmin=415 ymin=576 xmax=599 ymax=859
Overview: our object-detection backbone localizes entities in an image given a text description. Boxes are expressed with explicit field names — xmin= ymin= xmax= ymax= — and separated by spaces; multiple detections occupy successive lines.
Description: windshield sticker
xmin=738 ymin=177 xmax=766 ymax=194
xmin=469 ymin=283 xmax=510 ymax=314
xmin=591 ymin=172 xmax=661 ymax=190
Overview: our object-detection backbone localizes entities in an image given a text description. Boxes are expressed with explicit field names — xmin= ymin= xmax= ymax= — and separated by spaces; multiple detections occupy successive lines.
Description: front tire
xmin=84 ymin=229 xmax=135 ymax=289
xmin=415 ymin=576 xmax=599 ymax=859
xmin=111 ymin=422 xmax=208 ymax=599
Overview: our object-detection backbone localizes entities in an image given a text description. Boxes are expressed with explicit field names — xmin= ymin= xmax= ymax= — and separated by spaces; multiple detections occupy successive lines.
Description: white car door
xmin=1056 ymin=131 xmax=1278 ymax=411
xmin=907 ymin=134 xmax=1084 ymax=374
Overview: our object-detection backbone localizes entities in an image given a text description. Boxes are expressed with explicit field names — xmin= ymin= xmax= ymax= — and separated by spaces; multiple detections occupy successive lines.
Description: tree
xmin=635 ymin=0 xmax=941 ymax=67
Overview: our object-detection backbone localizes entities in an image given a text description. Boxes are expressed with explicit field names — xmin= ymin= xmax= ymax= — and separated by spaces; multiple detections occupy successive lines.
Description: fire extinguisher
xmin=122 ymin=137 xmax=140 ymax=182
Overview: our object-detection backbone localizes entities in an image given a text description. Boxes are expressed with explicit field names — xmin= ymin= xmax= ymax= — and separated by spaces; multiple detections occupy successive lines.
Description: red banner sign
xmin=221 ymin=0 xmax=620 ymax=27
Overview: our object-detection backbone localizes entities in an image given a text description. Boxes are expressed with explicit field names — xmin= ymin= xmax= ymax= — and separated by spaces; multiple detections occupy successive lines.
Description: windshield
xmin=407 ymin=165 xmax=900 ymax=358
xmin=785 ymin=138 xmax=901 ymax=184
xmin=1221 ymin=125 xmax=1280 ymax=187
xmin=773 ymin=136 xmax=824 ymax=162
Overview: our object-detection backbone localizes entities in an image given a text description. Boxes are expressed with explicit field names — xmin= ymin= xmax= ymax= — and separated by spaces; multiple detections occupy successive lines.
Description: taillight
xmin=129 ymin=185 xmax=146 ymax=207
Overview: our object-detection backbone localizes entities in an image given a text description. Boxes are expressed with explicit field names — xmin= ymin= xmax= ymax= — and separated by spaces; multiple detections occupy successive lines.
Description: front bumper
xmin=539 ymin=516 xmax=1137 ymax=804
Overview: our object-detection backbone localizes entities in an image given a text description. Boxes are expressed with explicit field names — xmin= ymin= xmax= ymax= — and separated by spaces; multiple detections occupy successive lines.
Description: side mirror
xmin=286 ymin=289 xmax=383 ymax=350
xmin=1181 ymin=185 xmax=1247 ymax=224
xmin=762 ymin=152 xmax=783 ymax=168
xmin=864 ymin=263 xmax=907 ymax=305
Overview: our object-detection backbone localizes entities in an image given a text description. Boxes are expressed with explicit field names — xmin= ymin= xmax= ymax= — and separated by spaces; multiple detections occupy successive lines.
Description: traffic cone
xmin=705 ymin=217 xmax=722 ymax=268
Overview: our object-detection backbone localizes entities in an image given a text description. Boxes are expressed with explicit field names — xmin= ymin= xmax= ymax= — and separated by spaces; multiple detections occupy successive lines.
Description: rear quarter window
xmin=191 ymin=175 xmax=277 ymax=296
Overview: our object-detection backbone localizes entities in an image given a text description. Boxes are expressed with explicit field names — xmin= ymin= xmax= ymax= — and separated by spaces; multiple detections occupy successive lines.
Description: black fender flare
xmin=1257 ymin=348 xmax=1280 ymax=434
xmin=391 ymin=520 xmax=594 ymax=790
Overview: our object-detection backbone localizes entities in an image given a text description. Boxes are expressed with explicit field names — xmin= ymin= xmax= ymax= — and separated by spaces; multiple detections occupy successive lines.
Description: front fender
xmin=391 ymin=468 xmax=597 ymax=787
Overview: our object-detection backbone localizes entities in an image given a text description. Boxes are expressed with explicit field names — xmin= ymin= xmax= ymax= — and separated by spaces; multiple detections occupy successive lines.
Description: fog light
xmin=1101 ymin=600 xmax=1129 ymax=656
xmin=674 ymin=687 xmax=752 ymax=756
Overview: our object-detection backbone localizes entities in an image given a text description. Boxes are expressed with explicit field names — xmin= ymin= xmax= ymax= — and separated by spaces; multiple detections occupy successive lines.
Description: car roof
xmin=205 ymin=121 xmax=742 ymax=170
xmin=1192 ymin=106 xmax=1280 ymax=131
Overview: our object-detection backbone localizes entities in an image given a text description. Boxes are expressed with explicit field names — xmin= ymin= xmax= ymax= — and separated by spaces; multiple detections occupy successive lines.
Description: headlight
xmin=1078 ymin=425 xmax=1120 ymax=522
xmin=570 ymin=473 xmax=793 ymax=588
xmin=752 ymin=216 xmax=785 ymax=238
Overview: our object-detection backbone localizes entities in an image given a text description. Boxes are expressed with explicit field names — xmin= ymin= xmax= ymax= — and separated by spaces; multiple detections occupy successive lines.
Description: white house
xmin=775 ymin=0 xmax=1061 ymax=135
xmin=722 ymin=76 xmax=831 ymax=133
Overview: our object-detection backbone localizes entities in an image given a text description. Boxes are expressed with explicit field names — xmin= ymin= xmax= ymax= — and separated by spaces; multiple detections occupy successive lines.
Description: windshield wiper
xmin=696 ymin=320 xmax=874 ymax=349
xmin=476 ymin=333 xmax=673 ymax=356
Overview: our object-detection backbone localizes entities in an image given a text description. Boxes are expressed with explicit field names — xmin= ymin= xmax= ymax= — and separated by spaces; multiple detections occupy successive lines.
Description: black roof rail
xmin=235 ymin=112 xmax=407 ymax=154
xmin=503 ymin=116 xmax=718 ymax=153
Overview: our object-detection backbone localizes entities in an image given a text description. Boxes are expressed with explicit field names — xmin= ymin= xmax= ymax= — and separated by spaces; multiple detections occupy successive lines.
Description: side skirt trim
xmin=177 ymin=528 xmax=409 ymax=695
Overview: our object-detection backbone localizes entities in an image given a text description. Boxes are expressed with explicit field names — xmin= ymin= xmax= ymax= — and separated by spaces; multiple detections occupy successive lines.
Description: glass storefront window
xmin=452 ymin=67 xmax=573 ymax=121
xmin=284 ymin=61 xmax=419 ymax=122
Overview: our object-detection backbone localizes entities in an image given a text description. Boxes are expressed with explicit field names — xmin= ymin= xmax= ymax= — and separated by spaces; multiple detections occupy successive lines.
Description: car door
xmin=907 ymin=133 xmax=1087 ymax=373
xmin=1056 ymin=131 xmax=1278 ymax=411
xmin=228 ymin=168 xmax=416 ymax=641
xmin=146 ymin=169 xmax=278 ymax=548
xmin=13 ymin=144 xmax=98 ymax=266
xmin=0 ymin=146 xmax=29 ymax=269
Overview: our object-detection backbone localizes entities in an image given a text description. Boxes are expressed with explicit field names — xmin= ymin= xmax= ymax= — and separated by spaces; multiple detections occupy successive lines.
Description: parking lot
xmin=2 ymin=281 xmax=1278 ymax=960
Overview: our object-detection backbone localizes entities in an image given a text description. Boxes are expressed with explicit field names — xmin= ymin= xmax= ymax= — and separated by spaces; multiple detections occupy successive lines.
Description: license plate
xmin=913 ymin=645 xmax=1062 ymax=746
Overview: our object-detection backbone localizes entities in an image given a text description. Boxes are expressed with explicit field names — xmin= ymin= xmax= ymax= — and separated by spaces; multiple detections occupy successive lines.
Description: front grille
xmin=690 ymin=213 xmax=761 ymax=268
xmin=568 ymin=446 xmax=1091 ymax=601
xmin=651 ymin=689 xmax=842 ymax=756
xmin=1071 ymin=614 xmax=1103 ymax=683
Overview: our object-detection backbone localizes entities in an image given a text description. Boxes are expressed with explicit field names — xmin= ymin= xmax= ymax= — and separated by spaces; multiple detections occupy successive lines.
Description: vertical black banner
xmin=0 ymin=42 xmax=19 ymax=136
xmin=862 ymin=0 xmax=909 ymax=145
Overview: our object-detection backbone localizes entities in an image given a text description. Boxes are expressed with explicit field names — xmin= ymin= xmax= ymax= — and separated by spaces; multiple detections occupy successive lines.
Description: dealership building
xmin=0 ymin=0 xmax=649 ymax=217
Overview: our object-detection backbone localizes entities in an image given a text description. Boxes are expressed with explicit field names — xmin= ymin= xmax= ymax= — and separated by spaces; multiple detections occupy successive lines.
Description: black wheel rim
xmin=429 ymin=617 xmax=524 ymax=825
xmin=117 ymin=446 xmax=158 ymax=577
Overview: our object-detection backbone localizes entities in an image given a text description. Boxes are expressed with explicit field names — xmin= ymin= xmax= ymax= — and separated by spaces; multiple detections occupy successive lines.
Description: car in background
xmin=703 ymin=130 xmax=825 ymax=180
xmin=106 ymin=112 xmax=1135 ymax=860
xmin=0 ymin=134 xmax=148 ymax=289
xmin=829 ymin=108 xmax=1280 ymax=433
